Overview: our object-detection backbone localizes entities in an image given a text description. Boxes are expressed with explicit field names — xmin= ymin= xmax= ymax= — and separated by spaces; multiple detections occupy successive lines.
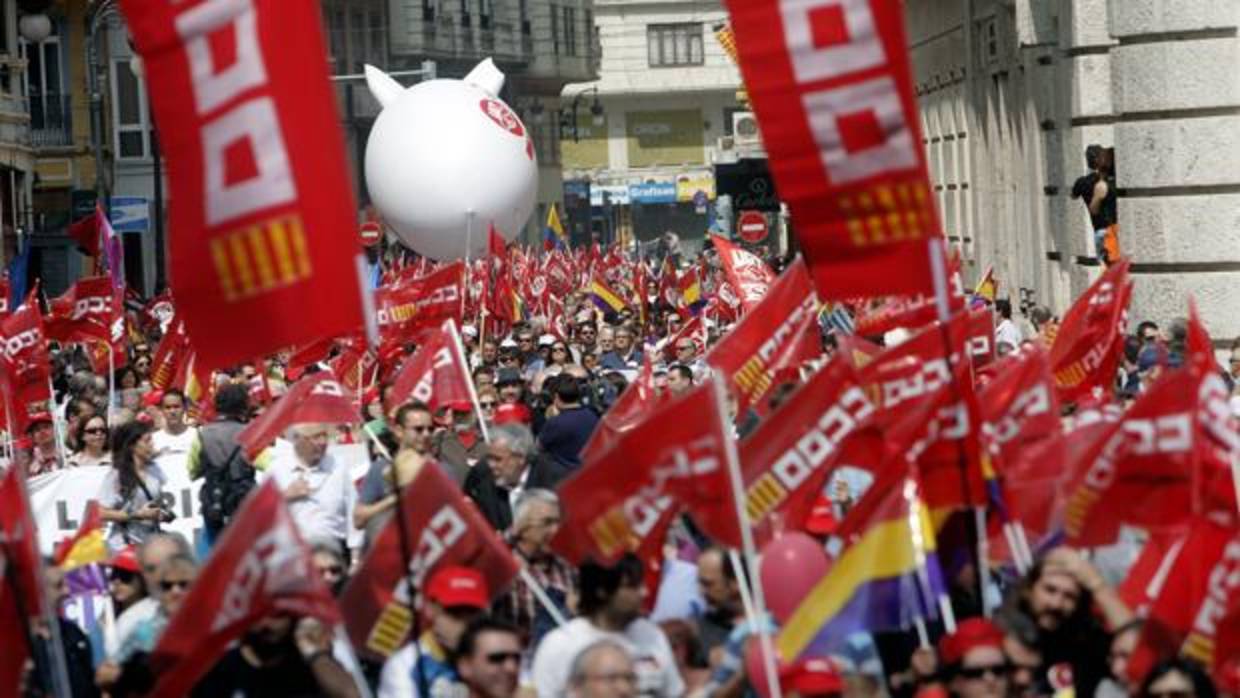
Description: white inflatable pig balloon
xmin=363 ymin=59 xmax=538 ymax=260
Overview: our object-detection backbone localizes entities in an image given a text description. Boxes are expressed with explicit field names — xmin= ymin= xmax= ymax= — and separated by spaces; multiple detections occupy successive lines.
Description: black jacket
xmin=463 ymin=452 xmax=570 ymax=532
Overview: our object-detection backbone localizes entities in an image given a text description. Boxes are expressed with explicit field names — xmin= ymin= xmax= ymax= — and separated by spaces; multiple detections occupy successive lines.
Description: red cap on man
xmin=938 ymin=618 xmax=1005 ymax=666
xmin=426 ymin=566 xmax=489 ymax=610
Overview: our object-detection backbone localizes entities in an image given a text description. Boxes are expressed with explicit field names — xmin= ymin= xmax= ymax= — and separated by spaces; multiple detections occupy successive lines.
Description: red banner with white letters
xmin=388 ymin=321 xmax=473 ymax=411
xmin=374 ymin=261 xmax=464 ymax=350
xmin=711 ymin=235 xmax=776 ymax=312
xmin=148 ymin=481 xmax=340 ymax=698
xmin=340 ymin=463 xmax=518 ymax=661
xmin=122 ymin=0 xmax=364 ymax=372
xmin=724 ymin=0 xmax=942 ymax=301
xmin=1 ymin=296 xmax=50 ymax=432
xmin=235 ymin=372 xmax=361 ymax=460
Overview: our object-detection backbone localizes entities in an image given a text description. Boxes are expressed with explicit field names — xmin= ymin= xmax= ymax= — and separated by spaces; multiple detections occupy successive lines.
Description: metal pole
xmin=151 ymin=107 xmax=165 ymax=293
xmin=87 ymin=2 xmax=119 ymax=213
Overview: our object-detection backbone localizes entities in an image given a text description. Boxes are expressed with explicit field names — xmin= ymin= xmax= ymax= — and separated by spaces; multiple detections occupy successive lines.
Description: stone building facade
xmin=905 ymin=0 xmax=1240 ymax=340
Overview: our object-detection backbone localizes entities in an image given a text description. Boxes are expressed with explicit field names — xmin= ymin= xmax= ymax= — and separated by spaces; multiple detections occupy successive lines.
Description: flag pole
xmin=46 ymin=376 xmax=68 ymax=467
xmin=518 ymin=566 xmax=568 ymax=627
xmin=445 ymin=319 xmax=490 ymax=443
xmin=106 ymin=342 xmax=116 ymax=421
xmin=927 ymin=237 xmax=986 ymax=613
xmin=711 ymin=372 xmax=782 ymax=698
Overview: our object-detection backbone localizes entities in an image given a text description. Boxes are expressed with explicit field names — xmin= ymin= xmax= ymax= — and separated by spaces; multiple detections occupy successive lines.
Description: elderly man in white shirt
xmin=262 ymin=423 xmax=356 ymax=555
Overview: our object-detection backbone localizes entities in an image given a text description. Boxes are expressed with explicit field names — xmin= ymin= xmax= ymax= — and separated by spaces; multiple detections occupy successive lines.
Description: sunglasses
xmin=1147 ymin=692 xmax=1193 ymax=698
xmin=479 ymin=401 xmax=497 ymax=409
xmin=318 ymin=565 xmax=344 ymax=577
xmin=485 ymin=651 xmax=522 ymax=666
xmin=407 ymin=425 xmax=433 ymax=434
xmin=677 ymin=345 xmax=694 ymax=351
xmin=161 ymin=579 xmax=192 ymax=592
xmin=109 ymin=568 xmax=138 ymax=583
xmin=84 ymin=427 xmax=107 ymax=435
xmin=552 ymin=347 xmax=568 ymax=353
xmin=958 ymin=664 xmax=1009 ymax=680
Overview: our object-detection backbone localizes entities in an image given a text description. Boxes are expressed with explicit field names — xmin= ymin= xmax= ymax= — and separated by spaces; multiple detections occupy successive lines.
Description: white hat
xmin=538 ymin=334 xmax=556 ymax=347
xmin=500 ymin=338 xmax=518 ymax=349
xmin=462 ymin=325 xmax=479 ymax=338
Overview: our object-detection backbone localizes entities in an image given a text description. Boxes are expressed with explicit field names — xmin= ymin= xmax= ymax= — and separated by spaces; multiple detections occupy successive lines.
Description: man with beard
xmin=191 ymin=614 xmax=359 ymax=697
xmin=995 ymin=548 xmax=1133 ymax=698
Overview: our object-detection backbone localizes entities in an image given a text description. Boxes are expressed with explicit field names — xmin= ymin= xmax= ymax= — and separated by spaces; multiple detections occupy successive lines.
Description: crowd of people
xmin=6 ymin=239 xmax=1240 ymax=698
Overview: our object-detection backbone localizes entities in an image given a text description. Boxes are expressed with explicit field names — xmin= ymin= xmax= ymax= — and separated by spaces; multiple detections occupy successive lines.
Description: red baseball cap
xmin=938 ymin=618 xmax=1004 ymax=666
xmin=448 ymin=399 xmax=473 ymax=413
xmin=143 ymin=390 xmax=165 ymax=408
xmin=492 ymin=402 xmax=531 ymax=426
xmin=426 ymin=566 xmax=489 ymax=610
xmin=804 ymin=494 xmax=838 ymax=536
xmin=109 ymin=545 xmax=141 ymax=574
xmin=783 ymin=657 xmax=844 ymax=695
xmin=25 ymin=413 xmax=52 ymax=432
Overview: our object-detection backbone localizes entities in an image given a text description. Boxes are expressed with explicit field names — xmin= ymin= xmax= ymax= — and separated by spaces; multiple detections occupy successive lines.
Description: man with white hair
xmin=494 ymin=488 xmax=576 ymax=651
xmin=262 ymin=423 xmax=355 ymax=555
xmin=463 ymin=424 xmax=569 ymax=532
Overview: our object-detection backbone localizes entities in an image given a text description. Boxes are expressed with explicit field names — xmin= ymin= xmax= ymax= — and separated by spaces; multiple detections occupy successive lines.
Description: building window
xmin=460 ymin=0 xmax=471 ymax=27
xmin=327 ymin=8 xmax=345 ymax=72
xmin=423 ymin=0 xmax=435 ymax=21
xmin=20 ymin=22 xmax=65 ymax=139
xmin=550 ymin=4 xmax=560 ymax=56
xmin=479 ymin=0 xmax=492 ymax=29
xmin=350 ymin=10 xmax=366 ymax=71
xmin=563 ymin=7 xmax=577 ymax=56
xmin=520 ymin=0 xmax=530 ymax=34
xmin=111 ymin=59 xmax=149 ymax=159
xmin=369 ymin=10 xmax=385 ymax=65
xmin=583 ymin=9 xmax=593 ymax=55
xmin=647 ymin=23 xmax=703 ymax=67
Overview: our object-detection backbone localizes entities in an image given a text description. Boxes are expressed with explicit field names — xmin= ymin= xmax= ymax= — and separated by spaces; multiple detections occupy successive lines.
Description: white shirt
xmin=532 ymin=617 xmax=684 ymax=698
xmin=152 ymin=426 xmax=198 ymax=475
xmin=110 ymin=597 xmax=158 ymax=659
xmin=262 ymin=451 xmax=355 ymax=543
xmin=995 ymin=318 xmax=1023 ymax=349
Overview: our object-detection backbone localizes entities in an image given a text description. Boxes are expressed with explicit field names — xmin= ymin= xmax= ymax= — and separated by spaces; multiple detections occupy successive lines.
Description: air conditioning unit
xmin=732 ymin=112 xmax=760 ymax=145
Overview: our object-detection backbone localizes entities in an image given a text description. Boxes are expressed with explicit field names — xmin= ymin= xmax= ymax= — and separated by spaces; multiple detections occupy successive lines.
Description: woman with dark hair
xmin=98 ymin=421 xmax=173 ymax=549
xmin=67 ymin=414 xmax=112 ymax=467
xmin=1140 ymin=658 xmax=1217 ymax=698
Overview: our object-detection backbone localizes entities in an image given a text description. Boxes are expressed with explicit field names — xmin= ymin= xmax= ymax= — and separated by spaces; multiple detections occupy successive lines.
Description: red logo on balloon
xmin=480 ymin=98 xmax=525 ymax=138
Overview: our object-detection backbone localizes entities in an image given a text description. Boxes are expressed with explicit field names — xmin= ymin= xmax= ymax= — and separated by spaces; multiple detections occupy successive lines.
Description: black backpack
xmin=197 ymin=420 xmax=256 ymax=529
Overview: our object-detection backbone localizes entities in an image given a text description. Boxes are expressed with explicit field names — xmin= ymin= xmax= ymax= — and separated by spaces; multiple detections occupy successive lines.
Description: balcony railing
xmin=29 ymin=94 xmax=72 ymax=148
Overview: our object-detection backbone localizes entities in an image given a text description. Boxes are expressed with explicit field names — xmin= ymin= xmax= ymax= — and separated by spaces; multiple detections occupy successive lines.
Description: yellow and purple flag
xmin=778 ymin=479 xmax=946 ymax=661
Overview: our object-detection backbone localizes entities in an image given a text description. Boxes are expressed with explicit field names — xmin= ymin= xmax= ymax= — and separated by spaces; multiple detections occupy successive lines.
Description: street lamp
xmin=18 ymin=13 xmax=51 ymax=42
xmin=560 ymin=85 xmax=604 ymax=142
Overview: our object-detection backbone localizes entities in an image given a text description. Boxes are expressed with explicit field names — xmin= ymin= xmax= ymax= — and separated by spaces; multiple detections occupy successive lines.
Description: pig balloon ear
xmin=364 ymin=64 xmax=405 ymax=108
xmin=463 ymin=58 xmax=505 ymax=97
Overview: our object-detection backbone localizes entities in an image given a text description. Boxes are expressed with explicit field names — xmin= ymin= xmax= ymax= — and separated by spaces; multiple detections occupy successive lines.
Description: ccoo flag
xmin=723 ymin=0 xmax=943 ymax=301
xmin=121 ymin=0 xmax=366 ymax=372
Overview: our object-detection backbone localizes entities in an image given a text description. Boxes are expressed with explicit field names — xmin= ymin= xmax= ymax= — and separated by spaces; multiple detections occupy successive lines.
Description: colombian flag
xmin=590 ymin=274 xmax=628 ymax=314
xmin=778 ymin=480 xmax=946 ymax=661
xmin=543 ymin=203 xmax=569 ymax=252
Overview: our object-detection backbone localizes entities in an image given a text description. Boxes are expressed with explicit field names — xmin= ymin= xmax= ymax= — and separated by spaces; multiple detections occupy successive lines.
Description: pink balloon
xmin=759 ymin=532 xmax=830 ymax=623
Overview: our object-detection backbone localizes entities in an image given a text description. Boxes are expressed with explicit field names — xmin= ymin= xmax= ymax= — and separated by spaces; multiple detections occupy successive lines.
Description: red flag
xmin=554 ymin=380 xmax=741 ymax=558
xmin=1 ymin=291 xmax=51 ymax=432
xmin=45 ymin=278 xmax=125 ymax=367
xmin=706 ymin=257 xmax=820 ymax=413
xmin=711 ymin=235 xmax=776 ymax=312
xmin=388 ymin=321 xmax=472 ymax=411
xmin=661 ymin=315 xmax=707 ymax=361
xmin=374 ymin=262 xmax=464 ymax=349
xmin=0 ymin=465 xmax=47 ymax=695
xmin=149 ymin=318 xmax=192 ymax=390
xmin=859 ymin=315 xmax=991 ymax=510
xmin=580 ymin=355 xmax=665 ymax=462
xmin=1049 ymin=259 xmax=1132 ymax=403
xmin=1187 ymin=297 xmax=1218 ymax=376
xmin=724 ymin=0 xmax=942 ymax=301
xmin=1125 ymin=518 xmax=1238 ymax=683
xmin=978 ymin=346 xmax=1061 ymax=467
xmin=738 ymin=357 xmax=879 ymax=545
xmin=235 ymin=373 xmax=360 ymax=460
xmin=67 ymin=209 xmax=101 ymax=258
xmin=1061 ymin=366 xmax=1237 ymax=547
xmin=340 ymin=462 xmax=518 ymax=660
xmin=148 ymin=481 xmax=340 ymax=697
xmin=123 ymin=0 xmax=364 ymax=372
